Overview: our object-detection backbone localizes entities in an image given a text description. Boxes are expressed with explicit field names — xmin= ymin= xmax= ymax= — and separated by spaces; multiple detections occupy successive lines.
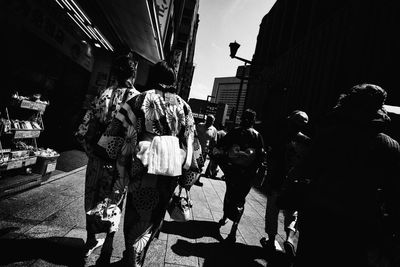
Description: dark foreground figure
xmin=290 ymin=84 xmax=400 ymax=267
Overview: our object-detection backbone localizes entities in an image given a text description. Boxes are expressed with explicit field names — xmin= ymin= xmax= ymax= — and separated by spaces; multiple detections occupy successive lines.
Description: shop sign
xmin=192 ymin=113 xmax=205 ymax=119
xmin=7 ymin=160 xmax=23 ymax=170
xmin=205 ymin=103 xmax=218 ymax=116
xmin=171 ymin=49 xmax=183 ymax=76
xmin=20 ymin=100 xmax=47 ymax=112
xmin=236 ymin=65 xmax=251 ymax=80
xmin=155 ymin=0 xmax=172 ymax=42
xmin=14 ymin=130 xmax=41 ymax=139
xmin=27 ymin=157 xmax=37 ymax=165
xmin=46 ymin=162 xmax=57 ymax=173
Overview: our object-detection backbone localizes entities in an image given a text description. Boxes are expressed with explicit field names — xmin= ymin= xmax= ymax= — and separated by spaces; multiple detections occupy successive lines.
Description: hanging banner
xmin=171 ymin=49 xmax=183 ymax=75
xmin=155 ymin=0 xmax=172 ymax=42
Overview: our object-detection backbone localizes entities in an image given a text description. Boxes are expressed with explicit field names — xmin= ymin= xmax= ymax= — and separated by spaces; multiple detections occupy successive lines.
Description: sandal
xmin=283 ymin=241 xmax=296 ymax=258
xmin=260 ymin=237 xmax=276 ymax=252
xmin=218 ymin=217 xmax=228 ymax=226
xmin=223 ymin=233 xmax=236 ymax=244
xmin=84 ymin=238 xmax=105 ymax=257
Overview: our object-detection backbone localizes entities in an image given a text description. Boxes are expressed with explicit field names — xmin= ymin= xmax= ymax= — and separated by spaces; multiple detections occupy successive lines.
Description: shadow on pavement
xmin=171 ymin=239 xmax=294 ymax=267
xmin=0 ymin=236 xmax=86 ymax=266
xmin=56 ymin=149 xmax=88 ymax=172
xmin=161 ymin=220 xmax=224 ymax=241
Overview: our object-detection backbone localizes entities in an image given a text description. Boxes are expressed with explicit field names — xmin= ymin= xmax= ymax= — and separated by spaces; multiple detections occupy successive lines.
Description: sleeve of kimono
xmin=74 ymin=94 xmax=103 ymax=154
xmin=182 ymin=102 xmax=196 ymax=170
xmin=97 ymin=97 xmax=139 ymax=195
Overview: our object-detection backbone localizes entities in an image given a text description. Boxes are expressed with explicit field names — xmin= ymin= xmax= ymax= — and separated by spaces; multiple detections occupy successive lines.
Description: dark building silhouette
xmin=247 ymin=0 xmax=400 ymax=141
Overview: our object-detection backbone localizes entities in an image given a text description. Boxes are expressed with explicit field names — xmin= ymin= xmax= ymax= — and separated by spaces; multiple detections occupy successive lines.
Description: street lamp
xmin=229 ymin=41 xmax=251 ymax=125
xmin=229 ymin=41 xmax=252 ymax=64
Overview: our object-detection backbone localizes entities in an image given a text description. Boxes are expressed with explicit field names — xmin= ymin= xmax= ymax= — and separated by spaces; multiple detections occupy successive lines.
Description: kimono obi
xmin=136 ymin=135 xmax=186 ymax=177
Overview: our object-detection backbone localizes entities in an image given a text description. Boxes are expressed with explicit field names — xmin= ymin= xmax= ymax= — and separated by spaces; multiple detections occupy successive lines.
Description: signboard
xmin=236 ymin=65 xmax=251 ymax=80
xmin=46 ymin=161 xmax=57 ymax=173
xmin=14 ymin=130 xmax=41 ymax=139
xmin=7 ymin=160 xmax=23 ymax=170
xmin=20 ymin=100 xmax=47 ymax=112
xmin=27 ymin=157 xmax=37 ymax=165
xmin=171 ymin=49 xmax=183 ymax=75
xmin=192 ymin=113 xmax=205 ymax=119
xmin=155 ymin=0 xmax=172 ymax=42
xmin=205 ymin=102 xmax=218 ymax=117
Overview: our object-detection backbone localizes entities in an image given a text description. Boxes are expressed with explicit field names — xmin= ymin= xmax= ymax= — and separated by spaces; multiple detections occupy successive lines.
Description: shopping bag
xmin=167 ymin=186 xmax=192 ymax=222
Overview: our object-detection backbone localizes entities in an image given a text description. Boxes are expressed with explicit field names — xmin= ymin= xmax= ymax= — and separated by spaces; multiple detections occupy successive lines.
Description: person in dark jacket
xmin=214 ymin=109 xmax=265 ymax=243
xmin=290 ymin=84 xmax=400 ymax=267
xmin=261 ymin=110 xmax=311 ymax=257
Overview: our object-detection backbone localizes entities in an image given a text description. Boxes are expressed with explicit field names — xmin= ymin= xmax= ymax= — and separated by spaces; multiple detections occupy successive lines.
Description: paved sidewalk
xmin=0 ymin=164 xmax=290 ymax=267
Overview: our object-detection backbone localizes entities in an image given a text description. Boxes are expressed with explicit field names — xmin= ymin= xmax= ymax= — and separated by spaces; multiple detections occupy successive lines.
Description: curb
xmin=41 ymin=166 xmax=87 ymax=185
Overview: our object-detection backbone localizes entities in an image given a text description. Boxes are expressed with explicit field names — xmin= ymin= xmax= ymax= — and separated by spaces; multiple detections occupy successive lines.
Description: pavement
xmin=0 ymin=160 xmax=293 ymax=267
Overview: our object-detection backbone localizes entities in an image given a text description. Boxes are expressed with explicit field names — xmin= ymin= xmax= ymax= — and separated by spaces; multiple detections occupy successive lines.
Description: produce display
xmin=0 ymin=93 xmax=58 ymax=170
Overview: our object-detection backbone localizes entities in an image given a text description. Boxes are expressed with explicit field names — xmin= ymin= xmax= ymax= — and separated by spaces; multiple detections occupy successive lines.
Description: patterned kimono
xmin=75 ymin=85 xmax=139 ymax=234
xmin=96 ymin=89 xmax=200 ymax=266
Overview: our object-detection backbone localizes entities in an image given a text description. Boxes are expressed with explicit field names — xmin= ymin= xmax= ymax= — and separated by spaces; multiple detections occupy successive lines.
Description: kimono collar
xmin=156 ymin=83 xmax=177 ymax=93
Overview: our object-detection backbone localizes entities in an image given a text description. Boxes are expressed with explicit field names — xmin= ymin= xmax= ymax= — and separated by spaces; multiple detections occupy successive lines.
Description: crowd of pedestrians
xmin=75 ymin=48 xmax=400 ymax=267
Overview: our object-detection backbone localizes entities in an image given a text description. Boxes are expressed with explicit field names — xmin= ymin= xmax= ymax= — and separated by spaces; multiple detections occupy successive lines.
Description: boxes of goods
xmin=33 ymin=148 xmax=60 ymax=182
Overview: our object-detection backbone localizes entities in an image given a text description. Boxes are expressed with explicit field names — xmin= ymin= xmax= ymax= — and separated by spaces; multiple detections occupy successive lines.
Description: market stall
xmin=0 ymin=93 xmax=59 ymax=198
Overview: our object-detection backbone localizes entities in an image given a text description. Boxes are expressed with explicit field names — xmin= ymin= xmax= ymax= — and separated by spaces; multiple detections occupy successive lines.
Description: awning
xmin=76 ymin=0 xmax=163 ymax=63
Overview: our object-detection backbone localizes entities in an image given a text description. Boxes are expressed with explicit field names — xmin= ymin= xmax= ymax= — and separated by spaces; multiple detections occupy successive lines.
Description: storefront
xmin=0 ymin=0 xmax=166 ymax=196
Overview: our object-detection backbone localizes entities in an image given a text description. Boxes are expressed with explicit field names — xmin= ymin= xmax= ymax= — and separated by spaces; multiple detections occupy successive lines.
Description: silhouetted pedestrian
xmin=206 ymin=124 xmax=227 ymax=179
xmin=261 ymin=110 xmax=311 ymax=259
xmin=196 ymin=114 xmax=218 ymax=186
xmin=291 ymin=84 xmax=400 ymax=267
xmin=215 ymin=109 xmax=265 ymax=243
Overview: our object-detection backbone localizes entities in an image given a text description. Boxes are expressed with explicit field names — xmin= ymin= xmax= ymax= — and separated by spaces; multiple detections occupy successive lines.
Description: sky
xmin=189 ymin=0 xmax=277 ymax=100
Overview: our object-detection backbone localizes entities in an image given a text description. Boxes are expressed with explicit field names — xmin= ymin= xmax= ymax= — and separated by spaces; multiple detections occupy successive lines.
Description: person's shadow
xmin=172 ymin=239 xmax=280 ymax=267
xmin=162 ymin=221 xmax=292 ymax=267
xmin=0 ymin=229 xmax=86 ymax=267
xmin=161 ymin=220 xmax=224 ymax=241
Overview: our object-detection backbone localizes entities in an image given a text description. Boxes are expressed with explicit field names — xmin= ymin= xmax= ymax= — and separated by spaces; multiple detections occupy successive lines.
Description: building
xmin=173 ymin=0 xmax=200 ymax=101
xmin=178 ymin=13 xmax=199 ymax=101
xmin=246 ymin=0 xmax=400 ymax=142
xmin=211 ymin=77 xmax=248 ymax=125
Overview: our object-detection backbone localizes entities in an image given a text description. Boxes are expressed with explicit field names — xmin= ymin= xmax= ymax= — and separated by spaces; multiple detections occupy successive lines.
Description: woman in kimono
xmin=75 ymin=48 xmax=140 ymax=263
xmin=96 ymin=60 xmax=200 ymax=266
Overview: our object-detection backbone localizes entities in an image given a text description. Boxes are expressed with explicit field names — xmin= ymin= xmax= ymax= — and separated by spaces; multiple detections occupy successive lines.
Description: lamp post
xmin=229 ymin=41 xmax=251 ymax=125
